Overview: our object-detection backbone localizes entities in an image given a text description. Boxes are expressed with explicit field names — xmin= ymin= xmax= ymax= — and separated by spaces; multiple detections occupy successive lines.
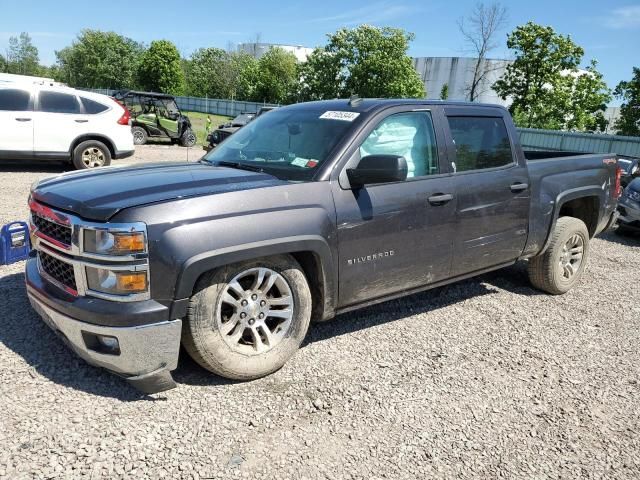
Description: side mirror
xmin=347 ymin=154 xmax=408 ymax=188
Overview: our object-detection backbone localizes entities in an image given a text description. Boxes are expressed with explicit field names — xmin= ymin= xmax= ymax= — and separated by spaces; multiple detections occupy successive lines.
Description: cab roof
xmin=285 ymin=98 xmax=506 ymax=114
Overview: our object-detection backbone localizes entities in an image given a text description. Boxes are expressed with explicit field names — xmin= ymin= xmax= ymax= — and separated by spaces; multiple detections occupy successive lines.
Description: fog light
xmin=97 ymin=335 xmax=119 ymax=351
xmin=82 ymin=332 xmax=121 ymax=355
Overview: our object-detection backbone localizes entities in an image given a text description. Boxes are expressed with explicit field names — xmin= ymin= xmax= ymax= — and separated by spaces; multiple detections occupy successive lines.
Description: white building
xmin=237 ymin=43 xmax=314 ymax=62
xmin=412 ymin=56 xmax=512 ymax=105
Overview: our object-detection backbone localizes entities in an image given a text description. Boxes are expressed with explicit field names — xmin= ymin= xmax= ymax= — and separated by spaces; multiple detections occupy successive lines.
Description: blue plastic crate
xmin=1 ymin=221 xmax=31 ymax=265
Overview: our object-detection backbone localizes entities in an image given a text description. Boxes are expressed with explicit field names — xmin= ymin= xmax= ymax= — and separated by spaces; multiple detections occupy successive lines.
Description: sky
xmin=0 ymin=0 xmax=638 ymax=95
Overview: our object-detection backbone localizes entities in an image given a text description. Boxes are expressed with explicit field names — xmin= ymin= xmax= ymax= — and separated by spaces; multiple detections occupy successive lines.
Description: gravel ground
xmin=1 ymin=146 xmax=639 ymax=479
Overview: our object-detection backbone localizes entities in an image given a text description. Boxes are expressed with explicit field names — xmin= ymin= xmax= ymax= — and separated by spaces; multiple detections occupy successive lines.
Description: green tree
xmin=185 ymin=48 xmax=258 ymax=100
xmin=55 ymin=30 xmax=143 ymax=88
xmin=567 ymin=60 xmax=611 ymax=131
xmin=0 ymin=53 xmax=6 ymax=72
xmin=7 ymin=32 xmax=40 ymax=75
xmin=494 ymin=22 xmax=582 ymax=129
xmin=299 ymin=25 xmax=425 ymax=100
xmin=252 ymin=47 xmax=298 ymax=104
xmin=613 ymin=67 xmax=640 ymax=136
xmin=137 ymin=40 xmax=185 ymax=95
xmin=439 ymin=83 xmax=449 ymax=100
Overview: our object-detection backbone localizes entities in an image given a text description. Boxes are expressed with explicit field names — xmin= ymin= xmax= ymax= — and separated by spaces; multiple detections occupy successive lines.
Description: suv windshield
xmin=203 ymin=108 xmax=356 ymax=181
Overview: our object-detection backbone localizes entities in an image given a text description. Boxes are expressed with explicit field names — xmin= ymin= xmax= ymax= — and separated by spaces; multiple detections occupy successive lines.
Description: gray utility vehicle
xmin=26 ymin=99 xmax=621 ymax=393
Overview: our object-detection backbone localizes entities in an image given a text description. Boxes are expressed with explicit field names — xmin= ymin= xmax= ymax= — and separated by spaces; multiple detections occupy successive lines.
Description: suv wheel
xmin=72 ymin=140 xmax=112 ymax=170
xmin=180 ymin=128 xmax=197 ymax=147
xmin=183 ymin=255 xmax=312 ymax=380
xmin=132 ymin=126 xmax=148 ymax=145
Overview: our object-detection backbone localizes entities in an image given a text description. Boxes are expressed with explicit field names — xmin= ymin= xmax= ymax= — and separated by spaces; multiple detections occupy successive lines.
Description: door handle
xmin=428 ymin=193 xmax=453 ymax=205
xmin=75 ymin=119 xmax=89 ymax=123
xmin=15 ymin=118 xmax=31 ymax=122
xmin=510 ymin=182 xmax=528 ymax=192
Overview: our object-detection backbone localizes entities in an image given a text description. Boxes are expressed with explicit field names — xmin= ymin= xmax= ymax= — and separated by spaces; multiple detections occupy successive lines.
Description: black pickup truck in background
xmin=26 ymin=99 xmax=621 ymax=393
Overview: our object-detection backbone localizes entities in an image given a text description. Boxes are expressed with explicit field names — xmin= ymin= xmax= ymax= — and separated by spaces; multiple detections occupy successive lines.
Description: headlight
xmin=86 ymin=267 xmax=148 ymax=295
xmin=83 ymin=230 xmax=146 ymax=255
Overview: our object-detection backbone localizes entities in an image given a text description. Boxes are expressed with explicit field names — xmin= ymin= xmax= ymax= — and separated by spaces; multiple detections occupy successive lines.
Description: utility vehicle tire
xmin=72 ymin=140 xmax=111 ymax=170
xmin=180 ymin=128 xmax=197 ymax=147
xmin=528 ymin=216 xmax=590 ymax=295
xmin=132 ymin=126 xmax=148 ymax=145
xmin=183 ymin=255 xmax=312 ymax=380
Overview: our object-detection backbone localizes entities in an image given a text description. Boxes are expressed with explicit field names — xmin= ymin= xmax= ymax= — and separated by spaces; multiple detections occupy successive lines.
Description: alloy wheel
xmin=216 ymin=267 xmax=294 ymax=355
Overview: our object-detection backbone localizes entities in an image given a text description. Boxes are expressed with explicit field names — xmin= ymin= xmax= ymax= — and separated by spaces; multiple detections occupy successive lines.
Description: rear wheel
xmin=132 ymin=126 xmax=148 ymax=145
xmin=180 ymin=128 xmax=197 ymax=147
xmin=183 ymin=255 xmax=312 ymax=380
xmin=528 ymin=216 xmax=590 ymax=294
xmin=72 ymin=140 xmax=111 ymax=170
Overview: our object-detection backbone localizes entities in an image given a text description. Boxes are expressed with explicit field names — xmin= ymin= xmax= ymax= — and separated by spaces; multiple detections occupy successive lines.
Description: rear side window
xmin=38 ymin=91 xmax=80 ymax=114
xmin=447 ymin=116 xmax=513 ymax=172
xmin=0 ymin=89 xmax=31 ymax=111
xmin=80 ymin=97 xmax=109 ymax=114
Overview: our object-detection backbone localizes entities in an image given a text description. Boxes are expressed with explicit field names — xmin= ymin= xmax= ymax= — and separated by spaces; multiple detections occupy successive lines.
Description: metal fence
xmin=82 ymin=88 xmax=278 ymax=117
xmin=517 ymin=127 xmax=640 ymax=158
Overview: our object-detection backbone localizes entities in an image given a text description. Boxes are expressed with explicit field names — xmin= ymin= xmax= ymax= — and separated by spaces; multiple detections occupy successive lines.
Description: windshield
xmin=203 ymin=107 xmax=356 ymax=181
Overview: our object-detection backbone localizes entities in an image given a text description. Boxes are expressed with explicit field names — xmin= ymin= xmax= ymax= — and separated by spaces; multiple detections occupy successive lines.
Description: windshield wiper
xmin=212 ymin=160 xmax=264 ymax=173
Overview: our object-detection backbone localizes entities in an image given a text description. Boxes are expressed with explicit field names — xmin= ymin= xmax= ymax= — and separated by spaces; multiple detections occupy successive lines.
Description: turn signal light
xmin=116 ymin=272 xmax=148 ymax=292
xmin=113 ymin=233 xmax=146 ymax=253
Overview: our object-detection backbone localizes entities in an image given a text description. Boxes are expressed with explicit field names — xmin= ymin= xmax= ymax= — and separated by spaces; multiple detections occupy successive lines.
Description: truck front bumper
xmin=27 ymin=286 xmax=182 ymax=394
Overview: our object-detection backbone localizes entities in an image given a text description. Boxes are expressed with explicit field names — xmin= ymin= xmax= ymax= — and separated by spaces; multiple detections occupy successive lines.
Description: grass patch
xmin=184 ymin=111 xmax=231 ymax=145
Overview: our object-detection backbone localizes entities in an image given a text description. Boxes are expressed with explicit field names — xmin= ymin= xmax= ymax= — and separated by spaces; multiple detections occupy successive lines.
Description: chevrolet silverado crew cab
xmin=26 ymin=99 xmax=621 ymax=393
xmin=0 ymin=83 xmax=134 ymax=169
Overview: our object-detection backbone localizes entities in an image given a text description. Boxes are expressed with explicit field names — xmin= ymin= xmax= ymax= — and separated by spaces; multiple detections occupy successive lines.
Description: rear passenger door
xmin=444 ymin=107 xmax=530 ymax=276
xmin=33 ymin=90 xmax=88 ymax=154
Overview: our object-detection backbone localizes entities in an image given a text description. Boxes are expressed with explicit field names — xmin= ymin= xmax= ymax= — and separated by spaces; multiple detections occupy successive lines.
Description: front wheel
xmin=528 ymin=216 xmax=590 ymax=294
xmin=183 ymin=255 xmax=312 ymax=380
xmin=180 ymin=128 xmax=197 ymax=147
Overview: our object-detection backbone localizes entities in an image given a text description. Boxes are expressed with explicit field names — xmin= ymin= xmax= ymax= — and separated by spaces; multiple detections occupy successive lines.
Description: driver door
xmin=332 ymin=107 xmax=457 ymax=307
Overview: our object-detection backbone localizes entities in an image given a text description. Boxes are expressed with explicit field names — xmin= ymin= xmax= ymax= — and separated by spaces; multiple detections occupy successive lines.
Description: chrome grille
xmin=38 ymin=251 xmax=77 ymax=292
xmin=32 ymin=213 xmax=72 ymax=246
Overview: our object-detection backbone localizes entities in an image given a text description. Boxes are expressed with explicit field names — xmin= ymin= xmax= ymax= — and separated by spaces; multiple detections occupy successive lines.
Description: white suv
xmin=0 ymin=84 xmax=134 ymax=169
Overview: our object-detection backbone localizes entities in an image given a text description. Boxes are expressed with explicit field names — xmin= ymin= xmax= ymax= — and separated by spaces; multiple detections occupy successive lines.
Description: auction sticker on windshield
xmin=320 ymin=111 xmax=360 ymax=121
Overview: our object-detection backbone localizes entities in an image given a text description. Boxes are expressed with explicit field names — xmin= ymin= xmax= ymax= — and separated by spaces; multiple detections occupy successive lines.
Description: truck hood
xmin=31 ymin=162 xmax=285 ymax=221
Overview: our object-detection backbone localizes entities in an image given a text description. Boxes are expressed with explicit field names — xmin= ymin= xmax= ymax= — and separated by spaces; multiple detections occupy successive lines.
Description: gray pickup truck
xmin=26 ymin=99 xmax=621 ymax=393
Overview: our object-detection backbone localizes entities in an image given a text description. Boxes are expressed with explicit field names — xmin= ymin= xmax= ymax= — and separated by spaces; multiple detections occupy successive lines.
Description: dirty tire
xmin=180 ymin=128 xmax=197 ymax=147
xmin=72 ymin=140 xmax=111 ymax=170
xmin=528 ymin=216 xmax=590 ymax=295
xmin=132 ymin=126 xmax=148 ymax=145
xmin=183 ymin=255 xmax=312 ymax=380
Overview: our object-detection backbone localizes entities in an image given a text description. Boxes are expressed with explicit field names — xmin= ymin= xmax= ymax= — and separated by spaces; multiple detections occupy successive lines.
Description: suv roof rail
xmin=0 ymin=73 xmax=65 ymax=87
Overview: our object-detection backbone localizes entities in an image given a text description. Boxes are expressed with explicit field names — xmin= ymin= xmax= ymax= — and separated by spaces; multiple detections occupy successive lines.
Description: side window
xmin=359 ymin=111 xmax=439 ymax=178
xmin=0 ymin=89 xmax=31 ymax=111
xmin=447 ymin=116 xmax=513 ymax=172
xmin=38 ymin=91 xmax=80 ymax=114
xmin=80 ymin=97 xmax=108 ymax=114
